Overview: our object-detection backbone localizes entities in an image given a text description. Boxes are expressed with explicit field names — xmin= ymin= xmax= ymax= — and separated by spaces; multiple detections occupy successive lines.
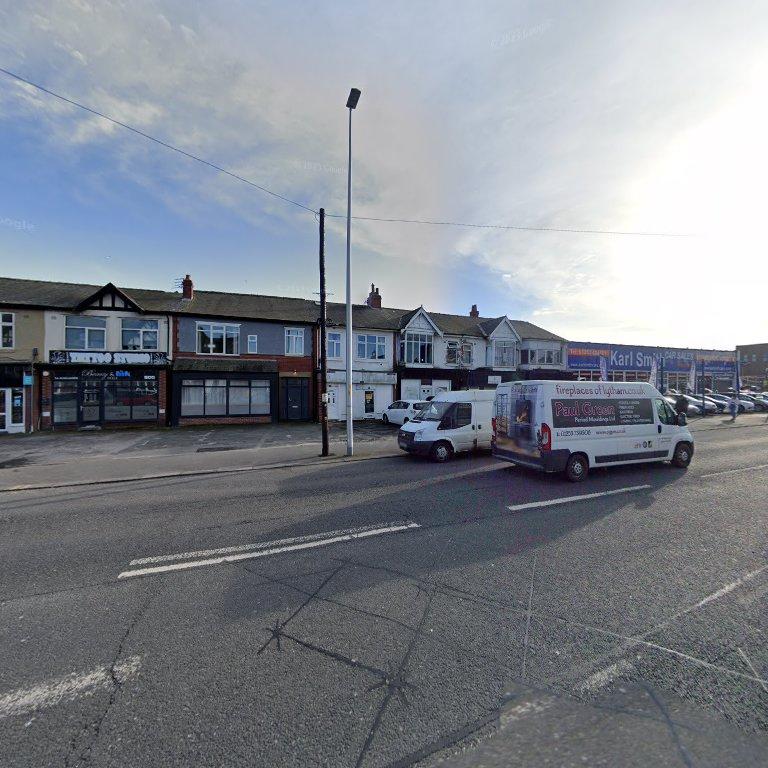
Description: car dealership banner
xmin=567 ymin=342 xmax=736 ymax=375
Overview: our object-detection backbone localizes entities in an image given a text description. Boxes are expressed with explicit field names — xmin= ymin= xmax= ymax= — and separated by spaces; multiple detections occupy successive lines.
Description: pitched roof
xmin=0 ymin=276 xmax=565 ymax=341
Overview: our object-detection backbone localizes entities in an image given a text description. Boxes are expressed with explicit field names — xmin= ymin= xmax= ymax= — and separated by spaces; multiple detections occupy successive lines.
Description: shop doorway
xmin=1 ymin=387 xmax=25 ymax=433
xmin=80 ymin=379 xmax=103 ymax=425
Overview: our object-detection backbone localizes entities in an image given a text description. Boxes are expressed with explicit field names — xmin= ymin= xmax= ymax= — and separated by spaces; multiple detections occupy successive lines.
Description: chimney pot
xmin=470 ymin=303 xmax=479 ymax=318
xmin=366 ymin=284 xmax=382 ymax=309
xmin=182 ymin=274 xmax=194 ymax=301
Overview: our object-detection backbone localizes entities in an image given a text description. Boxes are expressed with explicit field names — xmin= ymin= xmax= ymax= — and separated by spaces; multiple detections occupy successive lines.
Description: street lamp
xmin=345 ymin=87 xmax=361 ymax=456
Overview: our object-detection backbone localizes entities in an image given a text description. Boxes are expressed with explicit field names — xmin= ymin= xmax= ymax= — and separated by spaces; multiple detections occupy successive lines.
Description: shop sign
xmin=49 ymin=350 xmax=168 ymax=365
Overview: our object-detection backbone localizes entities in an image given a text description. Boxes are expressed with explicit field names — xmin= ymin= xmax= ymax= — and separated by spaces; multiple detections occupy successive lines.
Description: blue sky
xmin=1 ymin=1 xmax=767 ymax=348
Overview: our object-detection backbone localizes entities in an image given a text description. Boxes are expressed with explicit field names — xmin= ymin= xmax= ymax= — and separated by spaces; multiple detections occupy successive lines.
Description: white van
xmin=398 ymin=389 xmax=495 ymax=462
xmin=493 ymin=380 xmax=694 ymax=482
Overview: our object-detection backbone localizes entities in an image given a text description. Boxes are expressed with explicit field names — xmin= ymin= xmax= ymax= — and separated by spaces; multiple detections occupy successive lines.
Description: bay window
xmin=357 ymin=334 xmax=386 ymax=360
xmin=65 ymin=315 xmax=106 ymax=350
xmin=285 ymin=328 xmax=305 ymax=355
xmin=404 ymin=332 xmax=433 ymax=364
xmin=494 ymin=341 xmax=515 ymax=367
xmin=196 ymin=322 xmax=240 ymax=355
xmin=121 ymin=318 xmax=159 ymax=350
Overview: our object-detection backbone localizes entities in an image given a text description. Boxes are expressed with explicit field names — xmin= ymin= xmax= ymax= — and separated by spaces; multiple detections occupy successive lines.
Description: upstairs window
xmin=247 ymin=335 xmax=258 ymax=354
xmin=446 ymin=341 xmax=473 ymax=366
xmin=196 ymin=323 xmax=239 ymax=355
xmin=520 ymin=349 xmax=531 ymax=365
xmin=1 ymin=313 xmax=13 ymax=349
xmin=404 ymin=332 xmax=433 ymax=364
xmin=285 ymin=328 xmax=305 ymax=355
xmin=65 ymin=315 xmax=106 ymax=350
xmin=122 ymin=319 xmax=159 ymax=350
xmin=494 ymin=341 xmax=515 ymax=367
xmin=327 ymin=332 xmax=342 ymax=358
xmin=357 ymin=334 xmax=386 ymax=360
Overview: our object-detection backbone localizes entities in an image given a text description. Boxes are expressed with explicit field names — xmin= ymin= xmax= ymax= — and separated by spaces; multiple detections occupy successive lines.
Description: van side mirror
xmin=676 ymin=412 xmax=687 ymax=426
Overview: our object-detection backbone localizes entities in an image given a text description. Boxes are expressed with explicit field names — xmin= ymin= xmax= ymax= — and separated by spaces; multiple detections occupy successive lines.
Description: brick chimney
xmin=182 ymin=274 xmax=194 ymax=301
xmin=366 ymin=283 xmax=382 ymax=308
xmin=469 ymin=303 xmax=479 ymax=318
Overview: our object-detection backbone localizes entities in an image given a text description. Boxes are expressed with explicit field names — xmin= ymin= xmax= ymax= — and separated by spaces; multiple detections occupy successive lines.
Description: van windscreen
xmin=412 ymin=401 xmax=452 ymax=422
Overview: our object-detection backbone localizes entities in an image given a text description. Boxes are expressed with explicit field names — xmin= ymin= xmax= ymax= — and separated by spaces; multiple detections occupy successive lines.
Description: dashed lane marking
xmin=118 ymin=522 xmax=421 ymax=579
xmin=507 ymin=485 xmax=651 ymax=512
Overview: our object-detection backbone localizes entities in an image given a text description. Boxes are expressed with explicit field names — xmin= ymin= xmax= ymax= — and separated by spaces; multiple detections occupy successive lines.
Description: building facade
xmin=568 ymin=341 xmax=737 ymax=392
xmin=736 ymin=343 xmax=768 ymax=388
xmin=0 ymin=298 xmax=43 ymax=433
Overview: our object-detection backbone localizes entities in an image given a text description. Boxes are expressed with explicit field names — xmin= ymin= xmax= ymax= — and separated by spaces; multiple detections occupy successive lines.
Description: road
xmin=1 ymin=424 xmax=767 ymax=767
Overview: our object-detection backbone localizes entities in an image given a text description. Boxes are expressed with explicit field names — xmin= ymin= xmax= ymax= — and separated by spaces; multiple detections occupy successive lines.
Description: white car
xmin=382 ymin=399 xmax=429 ymax=425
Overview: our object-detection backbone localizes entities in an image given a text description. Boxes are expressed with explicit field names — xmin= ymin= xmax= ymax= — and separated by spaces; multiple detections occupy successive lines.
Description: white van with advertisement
xmin=492 ymin=380 xmax=694 ymax=481
xmin=398 ymin=389 xmax=495 ymax=462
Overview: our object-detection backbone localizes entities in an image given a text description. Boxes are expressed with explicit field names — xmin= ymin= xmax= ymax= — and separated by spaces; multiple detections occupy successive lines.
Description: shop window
xmin=122 ymin=319 xmax=159 ymax=350
xmin=180 ymin=378 xmax=272 ymax=417
xmin=285 ymin=328 xmax=305 ymax=355
xmin=196 ymin=323 xmax=240 ymax=355
xmin=65 ymin=316 xmax=106 ymax=350
xmin=52 ymin=380 xmax=78 ymax=424
xmin=1 ymin=313 xmax=13 ymax=349
xmin=103 ymin=380 xmax=158 ymax=421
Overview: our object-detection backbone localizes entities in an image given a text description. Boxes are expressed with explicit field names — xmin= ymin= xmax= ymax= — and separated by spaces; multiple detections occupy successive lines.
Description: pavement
xmin=0 ymin=419 xmax=767 ymax=766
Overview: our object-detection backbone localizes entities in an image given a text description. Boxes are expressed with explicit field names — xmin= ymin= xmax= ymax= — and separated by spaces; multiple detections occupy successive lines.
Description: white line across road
xmin=507 ymin=484 xmax=651 ymax=512
xmin=0 ymin=656 xmax=141 ymax=719
xmin=119 ymin=521 xmax=421 ymax=579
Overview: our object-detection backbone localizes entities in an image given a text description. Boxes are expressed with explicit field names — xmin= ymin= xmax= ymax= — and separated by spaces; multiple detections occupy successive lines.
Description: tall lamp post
xmin=345 ymin=87 xmax=361 ymax=456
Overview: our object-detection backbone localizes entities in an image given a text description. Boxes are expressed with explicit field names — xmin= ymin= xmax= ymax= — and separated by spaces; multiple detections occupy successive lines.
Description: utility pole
xmin=345 ymin=87 xmax=361 ymax=456
xmin=318 ymin=208 xmax=329 ymax=456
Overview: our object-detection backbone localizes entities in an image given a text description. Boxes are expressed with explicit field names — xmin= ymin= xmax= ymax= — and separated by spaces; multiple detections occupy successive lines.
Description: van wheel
xmin=672 ymin=442 xmax=692 ymax=468
xmin=565 ymin=453 xmax=588 ymax=482
xmin=382 ymin=413 xmax=389 ymax=424
xmin=431 ymin=441 xmax=453 ymax=463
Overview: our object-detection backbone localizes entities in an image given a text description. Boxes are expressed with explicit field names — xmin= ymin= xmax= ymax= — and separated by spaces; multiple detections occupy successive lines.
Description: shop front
xmin=0 ymin=364 xmax=29 ymax=433
xmin=326 ymin=371 xmax=396 ymax=420
xmin=568 ymin=342 xmax=736 ymax=392
xmin=171 ymin=359 xmax=279 ymax=426
xmin=43 ymin=366 xmax=166 ymax=429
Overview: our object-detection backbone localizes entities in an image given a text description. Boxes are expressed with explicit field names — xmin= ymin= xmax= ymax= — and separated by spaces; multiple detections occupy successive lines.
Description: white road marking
xmin=578 ymin=660 xmax=635 ymax=694
xmin=507 ymin=484 xmax=651 ymax=512
xmin=691 ymin=566 xmax=768 ymax=612
xmin=738 ymin=648 xmax=768 ymax=695
xmin=129 ymin=521 xmax=415 ymax=566
xmin=499 ymin=696 xmax=555 ymax=726
xmin=701 ymin=463 xmax=768 ymax=478
xmin=0 ymin=656 xmax=141 ymax=719
xmin=119 ymin=522 xmax=421 ymax=579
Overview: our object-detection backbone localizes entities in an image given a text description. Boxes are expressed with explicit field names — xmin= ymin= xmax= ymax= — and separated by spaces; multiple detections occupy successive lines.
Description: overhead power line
xmin=326 ymin=212 xmax=691 ymax=237
xmin=0 ymin=66 xmax=318 ymax=214
xmin=0 ymin=66 xmax=691 ymax=238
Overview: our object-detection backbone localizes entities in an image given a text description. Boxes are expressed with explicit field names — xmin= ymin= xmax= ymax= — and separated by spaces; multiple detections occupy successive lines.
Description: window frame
xmin=327 ymin=332 xmax=342 ymax=359
xmin=356 ymin=333 xmax=386 ymax=361
xmin=195 ymin=322 xmax=240 ymax=355
xmin=404 ymin=332 xmax=433 ymax=365
xmin=1 ymin=312 xmax=14 ymax=349
xmin=247 ymin=334 xmax=258 ymax=354
xmin=494 ymin=340 xmax=515 ymax=368
xmin=285 ymin=327 xmax=305 ymax=356
xmin=179 ymin=377 xmax=272 ymax=417
xmin=121 ymin=318 xmax=159 ymax=351
xmin=65 ymin=315 xmax=107 ymax=351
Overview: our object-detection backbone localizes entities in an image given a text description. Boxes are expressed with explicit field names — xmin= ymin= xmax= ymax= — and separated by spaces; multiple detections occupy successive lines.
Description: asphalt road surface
xmin=1 ymin=425 xmax=767 ymax=767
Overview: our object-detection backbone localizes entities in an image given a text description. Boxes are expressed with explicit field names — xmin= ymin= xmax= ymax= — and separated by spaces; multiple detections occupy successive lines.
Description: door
xmin=8 ymin=387 xmax=24 ymax=433
xmin=284 ymin=378 xmax=309 ymax=420
xmin=0 ymin=388 xmax=6 ymax=432
xmin=327 ymin=385 xmax=341 ymax=420
xmin=80 ymin=379 xmax=102 ymax=425
xmin=654 ymin=397 xmax=678 ymax=458
xmin=450 ymin=402 xmax=476 ymax=450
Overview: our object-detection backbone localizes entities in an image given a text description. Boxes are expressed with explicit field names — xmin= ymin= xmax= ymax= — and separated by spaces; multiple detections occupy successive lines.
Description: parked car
xmin=664 ymin=396 xmax=701 ymax=416
xmin=739 ymin=393 xmax=768 ymax=411
xmin=382 ymin=399 xmax=429 ymax=425
xmin=682 ymin=394 xmax=719 ymax=414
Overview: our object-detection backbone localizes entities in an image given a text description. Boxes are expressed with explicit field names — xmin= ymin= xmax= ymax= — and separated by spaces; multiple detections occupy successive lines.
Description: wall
xmin=0 ymin=308 xmax=45 ymax=362
xmin=176 ymin=317 xmax=312 ymax=358
xmin=44 ymin=310 xmax=171 ymax=358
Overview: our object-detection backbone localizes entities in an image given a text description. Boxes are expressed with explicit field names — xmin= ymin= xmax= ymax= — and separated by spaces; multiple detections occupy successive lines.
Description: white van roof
xmin=433 ymin=389 xmax=497 ymax=403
